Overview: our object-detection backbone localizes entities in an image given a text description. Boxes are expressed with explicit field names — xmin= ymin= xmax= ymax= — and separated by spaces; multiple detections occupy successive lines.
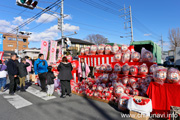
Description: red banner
xmin=0 ymin=51 xmax=4 ymax=60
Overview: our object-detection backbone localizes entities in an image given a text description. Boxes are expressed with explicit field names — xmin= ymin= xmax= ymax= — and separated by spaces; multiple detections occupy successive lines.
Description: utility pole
xmin=60 ymin=0 xmax=64 ymax=56
xmin=119 ymin=5 xmax=134 ymax=43
xmin=129 ymin=6 xmax=134 ymax=43
xmin=161 ymin=34 xmax=163 ymax=52
xmin=16 ymin=27 xmax=19 ymax=55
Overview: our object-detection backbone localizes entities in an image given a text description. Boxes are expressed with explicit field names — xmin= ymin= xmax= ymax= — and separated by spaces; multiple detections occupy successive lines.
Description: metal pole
xmin=16 ymin=27 xmax=19 ymax=55
xmin=61 ymin=0 xmax=64 ymax=56
xmin=161 ymin=34 xmax=163 ymax=52
xmin=129 ymin=6 xmax=134 ymax=43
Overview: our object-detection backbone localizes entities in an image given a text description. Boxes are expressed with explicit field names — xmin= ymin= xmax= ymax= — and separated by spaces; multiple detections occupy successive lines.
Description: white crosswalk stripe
xmin=26 ymin=86 xmax=56 ymax=100
xmin=0 ymin=90 xmax=32 ymax=109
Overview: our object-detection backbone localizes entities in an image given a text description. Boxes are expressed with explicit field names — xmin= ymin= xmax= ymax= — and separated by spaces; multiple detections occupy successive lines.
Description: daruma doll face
xmin=114 ymin=53 xmax=122 ymax=62
xmin=112 ymin=45 xmax=119 ymax=54
xmin=142 ymin=51 xmax=153 ymax=62
xmin=98 ymin=45 xmax=105 ymax=54
xmin=84 ymin=47 xmax=90 ymax=55
xmin=90 ymin=45 xmax=97 ymax=55
xmin=121 ymin=45 xmax=128 ymax=52
xmin=131 ymin=52 xmax=140 ymax=62
xmin=105 ymin=45 xmax=112 ymax=54
xmin=167 ymin=68 xmax=180 ymax=83
xmin=81 ymin=48 xmax=85 ymax=55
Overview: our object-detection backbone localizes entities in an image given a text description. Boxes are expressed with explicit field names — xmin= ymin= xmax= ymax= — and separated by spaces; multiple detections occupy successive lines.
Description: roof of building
xmin=56 ymin=37 xmax=95 ymax=45
xmin=0 ymin=32 xmax=29 ymax=38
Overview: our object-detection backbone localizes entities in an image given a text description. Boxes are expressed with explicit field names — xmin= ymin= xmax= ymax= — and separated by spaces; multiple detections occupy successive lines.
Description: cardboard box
xmin=130 ymin=111 xmax=149 ymax=120
xmin=129 ymin=96 xmax=151 ymax=120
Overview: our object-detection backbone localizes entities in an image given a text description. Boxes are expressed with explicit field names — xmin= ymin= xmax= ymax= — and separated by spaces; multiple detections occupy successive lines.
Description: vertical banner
xmin=0 ymin=51 xmax=4 ymax=60
xmin=40 ymin=41 xmax=49 ymax=60
xmin=49 ymin=40 xmax=57 ymax=63
xmin=58 ymin=45 xmax=62 ymax=59
xmin=0 ymin=34 xmax=3 ymax=51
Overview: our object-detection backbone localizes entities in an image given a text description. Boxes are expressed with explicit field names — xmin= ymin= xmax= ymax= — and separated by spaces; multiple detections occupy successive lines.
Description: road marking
xmin=26 ymin=87 xmax=56 ymax=100
xmin=1 ymin=90 xmax=32 ymax=109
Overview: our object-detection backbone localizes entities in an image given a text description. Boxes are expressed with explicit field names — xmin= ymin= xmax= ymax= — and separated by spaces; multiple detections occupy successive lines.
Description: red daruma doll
xmin=122 ymin=63 xmax=130 ymax=75
xmin=130 ymin=65 xmax=138 ymax=76
xmin=105 ymin=45 xmax=112 ymax=55
xmin=80 ymin=48 xmax=85 ymax=55
xmin=84 ymin=47 xmax=90 ymax=55
xmin=121 ymin=45 xmax=128 ymax=53
xmin=106 ymin=64 xmax=112 ymax=72
xmin=138 ymin=64 xmax=148 ymax=76
xmin=114 ymin=63 xmax=121 ymax=73
xmin=153 ymin=67 xmax=167 ymax=85
xmin=149 ymin=64 xmax=158 ymax=74
xmin=114 ymin=53 xmax=122 ymax=62
xmin=112 ymin=44 xmax=119 ymax=54
xmin=141 ymin=48 xmax=153 ymax=62
xmin=114 ymin=85 xmax=124 ymax=97
xmin=131 ymin=51 xmax=141 ymax=62
xmin=97 ymin=44 xmax=105 ymax=55
xmin=121 ymin=51 xmax=131 ymax=63
xmin=101 ymin=74 xmax=109 ymax=83
xmin=90 ymin=45 xmax=97 ymax=55
xmin=167 ymin=68 xmax=180 ymax=84
xmin=100 ymin=64 xmax=107 ymax=72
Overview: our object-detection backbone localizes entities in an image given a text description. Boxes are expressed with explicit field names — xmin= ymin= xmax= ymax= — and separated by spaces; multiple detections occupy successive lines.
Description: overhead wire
xmin=8 ymin=0 xmax=61 ymax=33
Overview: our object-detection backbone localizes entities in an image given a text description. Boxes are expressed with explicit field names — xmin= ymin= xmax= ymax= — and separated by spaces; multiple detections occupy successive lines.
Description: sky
xmin=0 ymin=0 xmax=180 ymax=51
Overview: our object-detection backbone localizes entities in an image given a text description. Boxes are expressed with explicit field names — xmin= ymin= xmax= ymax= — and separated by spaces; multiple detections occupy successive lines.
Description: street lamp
xmin=16 ymin=30 xmax=32 ymax=55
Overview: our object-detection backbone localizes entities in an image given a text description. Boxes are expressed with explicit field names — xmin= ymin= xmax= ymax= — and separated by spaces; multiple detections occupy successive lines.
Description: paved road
xmin=0 ymin=83 xmax=132 ymax=120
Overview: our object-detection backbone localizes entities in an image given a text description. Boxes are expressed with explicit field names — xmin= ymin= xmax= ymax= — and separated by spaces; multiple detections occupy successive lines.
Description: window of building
xmin=23 ymin=45 xmax=27 ymax=48
xmin=8 ymin=44 xmax=13 ymax=47
xmin=8 ymin=37 xmax=16 ymax=41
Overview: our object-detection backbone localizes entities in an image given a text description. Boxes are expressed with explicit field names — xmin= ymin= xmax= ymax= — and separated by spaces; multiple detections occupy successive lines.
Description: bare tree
xmin=169 ymin=28 xmax=180 ymax=50
xmin=85 ymin=34 xmax=109 ymax=45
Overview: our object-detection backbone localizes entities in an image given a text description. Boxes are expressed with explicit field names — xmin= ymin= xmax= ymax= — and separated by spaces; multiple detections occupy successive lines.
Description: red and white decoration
xmin=40 ymin=40 xmax=49 ymax=60
xmin=49 ymin=40 xmax=57 ymax=63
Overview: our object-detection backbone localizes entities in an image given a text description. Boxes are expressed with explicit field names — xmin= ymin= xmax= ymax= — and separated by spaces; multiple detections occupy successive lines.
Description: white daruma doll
xmin=90 ymin=45 xmax=97 ymax=55
xmin=114 ymin=53 xmax=122 ymax=62
xmin=112 ymin=44 xmax=119 ymax=54
xmin=167 ymin=68 xmax=180 ymax=84
xmin=84 ymin=47 xmax=90 ymax=55
xmin=131 ymin=51 xmax=141 ymax=62
xmin=80 ymin=48 xmax=85 ymax=55
xmin=153 ymin=67 xmax=167 ymax=84
xmin=97 ymin=44 xmax=105 ymax=55
xmin=121 ymin=45 xmax=128 ymax=53
xmin=105 ymin=45 xmax=112 ymax=55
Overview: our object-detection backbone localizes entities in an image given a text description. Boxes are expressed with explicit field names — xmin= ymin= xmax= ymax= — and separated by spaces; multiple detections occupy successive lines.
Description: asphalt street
xmin=0 ymin=81 xmax=132 ymax=120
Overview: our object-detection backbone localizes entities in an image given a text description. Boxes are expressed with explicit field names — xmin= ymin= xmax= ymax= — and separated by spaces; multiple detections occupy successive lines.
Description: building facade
xmin=1 ymin=32 xmax=29 ymax=51
xmin=19 ymin=48 xmax=40 ymax=59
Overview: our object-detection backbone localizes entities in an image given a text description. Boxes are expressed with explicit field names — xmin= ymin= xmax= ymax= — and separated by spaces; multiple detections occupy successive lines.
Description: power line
xmin=28 ymin=6 xmax=60 ymax=31
xmin=9 ymin=0 xmax=61 ymax=33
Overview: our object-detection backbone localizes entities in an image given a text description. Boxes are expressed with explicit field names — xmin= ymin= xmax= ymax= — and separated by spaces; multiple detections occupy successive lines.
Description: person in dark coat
xmin=57 ymin=57 xmax=73 ymax=98
xmin=18 ymin=58 xmax=30 ymax=92
xmin=46 ymin=66 xmax=56 ymax=96
xmin=7 ymin=53 xmax=18 ymax=95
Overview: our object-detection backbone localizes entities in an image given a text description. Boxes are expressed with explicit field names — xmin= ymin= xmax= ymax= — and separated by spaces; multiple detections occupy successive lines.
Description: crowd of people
xmin=0 ymin=53 xmax=80 ymax=98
